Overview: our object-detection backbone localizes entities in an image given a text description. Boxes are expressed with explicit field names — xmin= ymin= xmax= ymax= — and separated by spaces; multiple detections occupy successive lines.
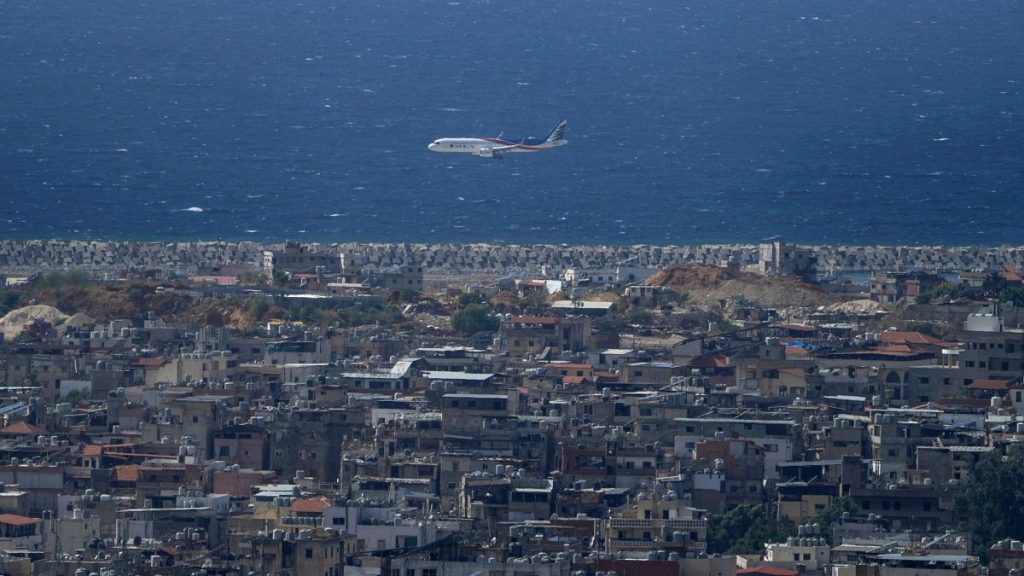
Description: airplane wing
xmin=491 ymin=144 xmax=520 ymax=155
xmin=475 ymin=144 xmax=520 ymax=158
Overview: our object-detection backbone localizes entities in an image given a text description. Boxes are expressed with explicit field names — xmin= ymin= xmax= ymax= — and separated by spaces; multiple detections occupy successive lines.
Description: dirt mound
xmin=0 ymin=304 xmax=68 ymax=340
xmin=649 ymin=264 xmax=839 ymax=309
xmin=649 ymin=264 xmax=750 ymax=290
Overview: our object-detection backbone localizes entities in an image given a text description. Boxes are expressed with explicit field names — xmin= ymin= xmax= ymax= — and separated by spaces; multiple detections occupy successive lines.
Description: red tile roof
xmin=291 ymin=496 xmax=331 ymax=514
xmin=968 ymin=378 xmax=1017 ymax=390
xmin=1003 ymin=265 xmax=1023 ymax=283
xmin=82 ymin=445 xmax=104 ymax=457
xmin=739 ymin=568 xmax=799 ymax=576
xmin=880 ymin=344 xmax=914 ymax=354
xmin=0 ymin=513 xmax=41 ymax=526
xmin=0 ymin=421 xmax=46 ymax=435
xmin=115 ymin=464 xmax=141 ymax=483
xmin=688 ymin=354 xmax=730 ymax=368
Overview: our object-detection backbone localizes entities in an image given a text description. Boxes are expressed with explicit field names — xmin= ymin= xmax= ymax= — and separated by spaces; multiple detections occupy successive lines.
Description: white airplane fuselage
xmin=427 ymin=137 xmax=566 ymax=157
xmin=427 ymin=121 xmax=568 ymax=158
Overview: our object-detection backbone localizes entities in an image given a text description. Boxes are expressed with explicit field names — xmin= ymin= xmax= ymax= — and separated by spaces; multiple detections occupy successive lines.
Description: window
xmin=306 ymin=548 xmax=313 ymax=559
xmin=332 ymin=517 xmax=345 ymax=526
xmin=422 ymin=569 xmax=437 ymax=576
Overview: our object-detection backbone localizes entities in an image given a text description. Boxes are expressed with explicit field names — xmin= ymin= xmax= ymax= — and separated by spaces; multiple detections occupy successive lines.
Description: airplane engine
xmin=474 ymin=148 xmax=494 ymax=158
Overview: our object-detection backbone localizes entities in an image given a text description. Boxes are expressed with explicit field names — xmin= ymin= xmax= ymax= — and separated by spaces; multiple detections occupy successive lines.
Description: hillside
xmin=648 ymin=264 xmax=839 ymax=309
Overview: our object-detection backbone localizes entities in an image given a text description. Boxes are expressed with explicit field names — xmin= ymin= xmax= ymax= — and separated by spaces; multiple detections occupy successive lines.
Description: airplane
xmin=427 ymin=120 xmax=567 ymax=158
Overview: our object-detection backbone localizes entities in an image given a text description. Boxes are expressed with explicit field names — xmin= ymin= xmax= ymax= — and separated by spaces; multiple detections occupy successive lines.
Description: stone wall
xmin=0 ymin=240 xmax=1022 ymax=277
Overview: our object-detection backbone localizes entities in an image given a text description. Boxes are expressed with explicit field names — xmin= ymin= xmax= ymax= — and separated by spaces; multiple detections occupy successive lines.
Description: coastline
xmin=1 ymin=239 xmax=1023 ymax=277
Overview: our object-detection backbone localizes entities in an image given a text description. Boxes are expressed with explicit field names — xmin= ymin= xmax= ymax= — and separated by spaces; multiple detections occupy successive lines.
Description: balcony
xmin=608 ymin=518 xmax=705 ymax=529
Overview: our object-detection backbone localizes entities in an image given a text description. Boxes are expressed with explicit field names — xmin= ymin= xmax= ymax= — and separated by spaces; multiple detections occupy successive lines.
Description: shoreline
xmin=2 ymin=239 xmax=1023 ymax=278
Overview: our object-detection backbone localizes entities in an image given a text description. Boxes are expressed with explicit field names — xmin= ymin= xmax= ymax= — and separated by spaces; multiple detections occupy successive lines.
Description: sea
xmin=1 ymin=0 xmax=1021 ymax=246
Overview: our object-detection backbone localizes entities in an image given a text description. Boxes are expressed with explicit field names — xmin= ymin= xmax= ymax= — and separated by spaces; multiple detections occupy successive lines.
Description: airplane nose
xmin=427 ymin=143 xmax=436 ymax=151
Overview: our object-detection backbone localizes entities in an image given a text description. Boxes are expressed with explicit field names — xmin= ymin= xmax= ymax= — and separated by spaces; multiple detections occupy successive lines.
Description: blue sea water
xmin=1 ymin=0 xmax=1021 ymax=246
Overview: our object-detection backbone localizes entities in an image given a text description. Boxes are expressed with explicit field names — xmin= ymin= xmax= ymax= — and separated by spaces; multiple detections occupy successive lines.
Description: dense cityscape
xmin=1 ymin=238 xmax=1024 ymax=575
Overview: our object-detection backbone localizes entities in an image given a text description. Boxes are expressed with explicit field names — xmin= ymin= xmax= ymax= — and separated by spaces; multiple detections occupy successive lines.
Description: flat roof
xmin=875 ymin=554 xmax=975 ymax=563
xmin=424 ymin=371 xmax=495 ymax=381
xmin=674 ymin=417 xmax=795 ymax=425
xmin=442 ymin=393 xmax=507 ymax=399
xmin=778 ymin=460 xmax=844 ymax=467
xmin=824 ymin=395 xmax=867 ymax=402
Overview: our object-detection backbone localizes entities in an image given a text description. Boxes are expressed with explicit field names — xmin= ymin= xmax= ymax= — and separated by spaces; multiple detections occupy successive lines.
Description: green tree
xmin=63 ymin=388 xmax=90 ymax=407
xmin=812 ymin=497 xmax=857 ymax=544
xmin=521 ymin=289 xmax=549 ymax=314
xmin=998 ymin=286 xmax=1024 ymax=307
xmin=35 ymin=269 xmax=90 ymax=289
xmin=904 ymin=321 xmax=940 ymax=338
xmin=956 ymin=449 xmax=1024 ymax=560
xmin=0 ymin=291 xmax=23 ymax=316
xmin=707 ymin=504 xmax=795 ymax=554
xmin=623 ymin=306 xmax=653 ymax=326
xmin=458 ymin=292 xmax=486 ymax=307
xmin=916 ymin=281 xmax=970 ymax=304
xmin=271 ymin=269 xmax=289 ymax=287
xmin=400 ymin=288 xmax=421 ymax=303
xmin=451 ymin=304 xmax=499 ymax=336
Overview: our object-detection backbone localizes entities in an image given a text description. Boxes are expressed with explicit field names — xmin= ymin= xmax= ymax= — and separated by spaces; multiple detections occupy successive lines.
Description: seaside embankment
xmin=1 ymin=240 xmax=1022 ymax=277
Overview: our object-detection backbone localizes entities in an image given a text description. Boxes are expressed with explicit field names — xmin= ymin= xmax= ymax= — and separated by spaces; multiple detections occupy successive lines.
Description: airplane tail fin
xmin=545 ymin=120 xmax=567 ymax=143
